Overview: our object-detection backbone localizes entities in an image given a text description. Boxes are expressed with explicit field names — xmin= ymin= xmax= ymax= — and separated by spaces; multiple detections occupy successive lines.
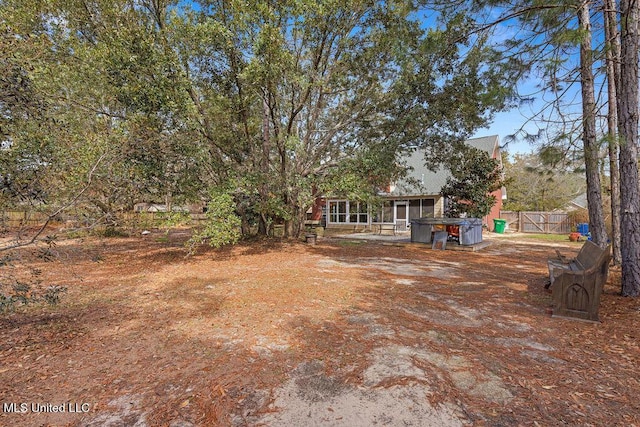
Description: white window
xmin=349 ymin=202 xmax=369 ymax=224
xmin=328 ymin=200 xmax=368 ymax=224
xmin=372 ymin=201 xmax=394 ymax=223
xmin=329 ymin=200 xmax=348 ymax=223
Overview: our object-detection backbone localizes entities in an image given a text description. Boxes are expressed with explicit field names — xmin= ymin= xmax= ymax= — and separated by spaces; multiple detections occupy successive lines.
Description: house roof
xmin=567 ymin=193 xmax=588 ymax=210
xmin=466 ymin=135 xmax=500 ymax=159
xmin=387 ymin=135 xmax=500 ymax=197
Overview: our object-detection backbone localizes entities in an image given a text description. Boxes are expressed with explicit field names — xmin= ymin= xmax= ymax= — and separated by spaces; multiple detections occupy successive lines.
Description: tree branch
xmin=0 ymin=153 xmax=107 ymax=252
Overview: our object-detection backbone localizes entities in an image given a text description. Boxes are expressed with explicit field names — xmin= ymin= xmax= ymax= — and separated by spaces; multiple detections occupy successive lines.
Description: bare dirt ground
xmin=0 ymin=229 xmax=639 ymax=426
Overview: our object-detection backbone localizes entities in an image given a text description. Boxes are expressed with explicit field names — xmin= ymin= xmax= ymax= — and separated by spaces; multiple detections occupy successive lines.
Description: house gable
xmin=388 ymin=135 xmax=501 ymax=198
xmin=466 ymin=135 xmax=501 ymax=160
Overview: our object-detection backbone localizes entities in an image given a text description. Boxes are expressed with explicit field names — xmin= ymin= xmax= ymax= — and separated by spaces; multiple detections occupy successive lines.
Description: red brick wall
xmin=484 ymin=188 xmax=503 ymax=231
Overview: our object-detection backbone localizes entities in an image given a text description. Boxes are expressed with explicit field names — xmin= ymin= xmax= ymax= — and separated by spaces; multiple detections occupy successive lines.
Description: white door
xmin=395 ymin=201 xmax=408 ymax=231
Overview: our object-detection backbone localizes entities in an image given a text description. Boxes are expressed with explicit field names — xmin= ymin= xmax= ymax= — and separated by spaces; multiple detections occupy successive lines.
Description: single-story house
xmin=314 ymin=135 xmax=506 ymax=232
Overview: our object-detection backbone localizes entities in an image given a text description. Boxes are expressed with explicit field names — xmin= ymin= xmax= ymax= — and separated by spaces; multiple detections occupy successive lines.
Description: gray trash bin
xmin=410 ymin=219 xmax=432 ymax=243
xmin=460 ymin=218 xmax=483 ymax=245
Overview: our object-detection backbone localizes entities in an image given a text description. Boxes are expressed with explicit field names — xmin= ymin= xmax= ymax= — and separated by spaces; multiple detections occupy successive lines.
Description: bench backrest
xmin=575 ymin=240 xmax=607 ymax=270
xmin=589 ymin=244 xmax=611 ymax=281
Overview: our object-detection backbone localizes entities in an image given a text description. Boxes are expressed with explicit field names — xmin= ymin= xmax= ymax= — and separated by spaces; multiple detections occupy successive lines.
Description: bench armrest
xmin=554 ymin=249 xmax=569 ymax=263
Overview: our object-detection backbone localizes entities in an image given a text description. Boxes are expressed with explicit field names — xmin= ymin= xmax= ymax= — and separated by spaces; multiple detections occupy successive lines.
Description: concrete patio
xmin=328 ymin=230 xmax=493 ymax=251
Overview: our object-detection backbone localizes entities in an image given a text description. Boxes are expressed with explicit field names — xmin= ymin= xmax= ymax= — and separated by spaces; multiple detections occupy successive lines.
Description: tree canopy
xmin=503 ymin=149 xmax=586 ymax=212
xmin=0 ymin=0 xmax=517 ymax=241
xmin=441 ymin=146 xmax=503 ymax=218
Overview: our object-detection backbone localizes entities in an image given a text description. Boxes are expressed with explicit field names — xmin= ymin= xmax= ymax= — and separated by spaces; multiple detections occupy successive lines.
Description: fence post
xmin=518 ymin=211 xmax=523 ymax=232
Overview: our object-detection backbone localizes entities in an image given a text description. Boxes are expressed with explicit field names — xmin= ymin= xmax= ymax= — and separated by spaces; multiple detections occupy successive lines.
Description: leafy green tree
xmin=1 ymin=0 xmax=519 ymax=247
xmin=503 ymin=149 xmax=586 ymax=211
xmin=441 ymin=146 xmax=503 ymax=218
xmin=0 ymin=0 xmax=205 ymax=233
xmin=178 ymin=1 xmax=516 ymax=237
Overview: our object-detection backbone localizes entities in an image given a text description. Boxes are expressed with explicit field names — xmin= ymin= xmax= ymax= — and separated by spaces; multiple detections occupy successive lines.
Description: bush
xmin=187 ymin=189 xmax=241 ymax=253
xmin=0 ymin=283 xmax=67 ymax=313
xmin=0 ymin=252 xmax=67 ymax=313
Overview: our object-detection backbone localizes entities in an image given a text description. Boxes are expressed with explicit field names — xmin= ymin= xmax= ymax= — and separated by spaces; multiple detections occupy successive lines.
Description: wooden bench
xmin=547 ymin=240 xmax=610 ymax=322
xmin=376 ymin=223 xmax=397 ymax=235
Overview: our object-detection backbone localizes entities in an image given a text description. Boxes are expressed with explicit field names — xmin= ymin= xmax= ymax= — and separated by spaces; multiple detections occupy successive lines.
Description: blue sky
xmin=177 ymin=2 xmax=593 ymax=156
xmin=473 ymin=105 xmax=542 ymax=155
xmin=469 ymin=5 xmax=592 ymax=156
xmin=421 ymin=7 xmax=551 ymax=155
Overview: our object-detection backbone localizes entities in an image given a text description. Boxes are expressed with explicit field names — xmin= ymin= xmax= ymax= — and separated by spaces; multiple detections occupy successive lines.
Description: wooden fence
xmin=1 ymin=210 xmax=208 ymax=228
xmin=1 ymin=210 xmax=50 ymax=227
xmin=2 ymin=209 xmax=577 ymax=234
xmin=500 ymin=211 xmax=573 ymax=234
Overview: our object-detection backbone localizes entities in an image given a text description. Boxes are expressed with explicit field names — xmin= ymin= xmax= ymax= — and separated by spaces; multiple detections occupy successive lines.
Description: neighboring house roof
xmin=387 ymin=135 xmax=500 ymax=197
xmin=567 ymin=193 xmax=588 ymax=211
xmin=133 ymin=202 xmax=192 ymax=213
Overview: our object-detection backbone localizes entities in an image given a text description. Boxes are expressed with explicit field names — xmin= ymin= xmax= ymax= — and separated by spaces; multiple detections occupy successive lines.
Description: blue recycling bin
xmin=577 ymin=223 xmax=589 ymax=236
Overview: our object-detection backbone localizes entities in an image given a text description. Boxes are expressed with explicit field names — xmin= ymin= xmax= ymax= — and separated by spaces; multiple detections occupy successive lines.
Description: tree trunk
xmin=284 ymin=204 xmax=303 ymax=239
xmin=165 ymin=193 xmax=172 ymax=212
xmin=618 ymin=0 xmax=640 ymax=296
xmin=283 ymin=188 xmax=304 ymax=239
xmin=241 ymin=214 xmax=251 ymax=236
xmin=258 ymin=95 xmax=271 ymax=237
xmin=604 ymin=0 xmax=622 ymax=265
xmin=578 ymin=3 xmax=608 ymax=248
xmin=283 ymin=201 xmax=295 ymax=239
xmin=258 ymin=215 xmax=268 ymax=236
xmin=235 ymin=199 xmax=252 ymax=236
